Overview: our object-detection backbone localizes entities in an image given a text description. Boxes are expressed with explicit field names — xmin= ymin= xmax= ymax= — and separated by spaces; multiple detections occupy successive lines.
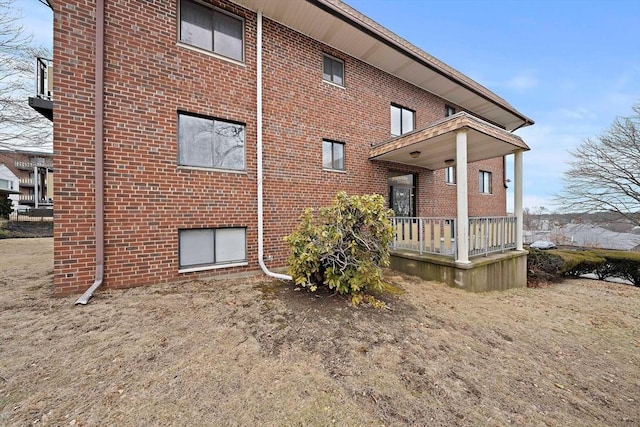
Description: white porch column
xmin=33 ymin=166 xmax=39 ymax=209
xmin=514 ymin=150 xmax=524 ymax=250
xmin=455 ymin=130 xmax=470 ymax=264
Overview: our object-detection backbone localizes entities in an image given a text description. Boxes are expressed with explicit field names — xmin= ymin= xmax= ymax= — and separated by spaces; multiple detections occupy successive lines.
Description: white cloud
xmin=503 ymin=73 xmax=538 ymax=91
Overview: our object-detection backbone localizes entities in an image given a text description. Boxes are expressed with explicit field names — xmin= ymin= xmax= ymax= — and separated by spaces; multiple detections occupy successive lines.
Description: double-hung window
xmin=479 ymin=170 xmax=492 ymax=194
xmin=178 ymin=112 xmax=245 ymax=171
xmin=445 ymin=166 xmax=456 ymax=184
xmin=322 ymin=140 xmax=345 ymax=170
xmin=322 ymin=54 xmax=344 ymax=86
xmin=390 ymin=104 xmax=415 ymax=136
xmin=179 ymin=228 xmax=247 ymax=270
xmin=179 ymin=0 xmax=244 ymax=62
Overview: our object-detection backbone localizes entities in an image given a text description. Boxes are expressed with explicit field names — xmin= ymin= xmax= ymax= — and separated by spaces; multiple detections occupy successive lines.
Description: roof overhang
xmin=231 ymin=0 xmax=534 ymax=131
xmin=369 ymin=112 xmax=530 ymax=170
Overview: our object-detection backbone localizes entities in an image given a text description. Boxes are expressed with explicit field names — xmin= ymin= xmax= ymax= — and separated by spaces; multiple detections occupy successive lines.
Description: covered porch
xmin=371 ymin=112 xmax=530 ymax=291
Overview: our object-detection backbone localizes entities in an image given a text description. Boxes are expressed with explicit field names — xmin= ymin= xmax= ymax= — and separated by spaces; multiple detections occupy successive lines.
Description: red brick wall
xmin=52 ymin=0 xmax=508 ymax=296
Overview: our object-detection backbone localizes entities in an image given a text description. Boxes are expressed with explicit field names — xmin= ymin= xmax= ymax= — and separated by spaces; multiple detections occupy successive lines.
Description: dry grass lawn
xmin=1 ymin=238 xmax=639 ymax=426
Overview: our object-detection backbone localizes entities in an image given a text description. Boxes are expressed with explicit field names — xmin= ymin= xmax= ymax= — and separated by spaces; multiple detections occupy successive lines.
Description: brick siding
xmin=52 ymin=0 xmax=508 ymax=296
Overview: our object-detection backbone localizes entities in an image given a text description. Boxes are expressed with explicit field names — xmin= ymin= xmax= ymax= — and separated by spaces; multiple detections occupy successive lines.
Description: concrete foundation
xmin=390 ymin=250 xmax=528 ymax=292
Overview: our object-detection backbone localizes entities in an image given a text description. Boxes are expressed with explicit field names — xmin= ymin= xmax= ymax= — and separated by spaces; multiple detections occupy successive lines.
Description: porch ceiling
xmin=369 ymin=113 xmax=530 ymax=170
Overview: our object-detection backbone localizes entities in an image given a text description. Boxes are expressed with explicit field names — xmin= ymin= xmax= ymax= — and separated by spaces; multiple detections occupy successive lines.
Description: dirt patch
xmin=1 ymin=238 xmax=639 ymax=426
xmin=0 ymin=220 xmax=53 ymax=238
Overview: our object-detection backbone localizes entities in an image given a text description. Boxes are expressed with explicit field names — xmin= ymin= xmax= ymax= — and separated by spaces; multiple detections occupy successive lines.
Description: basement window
xmin=179 ymin=0 xmax=244 ymax=62
xmin=179 ymin=228 xmax=247 ymax=271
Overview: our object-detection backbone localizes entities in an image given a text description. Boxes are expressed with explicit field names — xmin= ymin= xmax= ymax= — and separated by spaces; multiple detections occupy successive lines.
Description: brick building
xmin=0 ymin=150 xmax=54 ymax=212
xmin=36 ymin=0 xmax=533 ymax=300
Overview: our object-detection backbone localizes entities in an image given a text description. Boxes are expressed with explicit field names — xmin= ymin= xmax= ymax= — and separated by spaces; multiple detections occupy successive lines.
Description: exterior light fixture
xmin=444 ymin=158 xmax=455 ymax=165
xmin=410 ymin=151 xmax=421 ymax=158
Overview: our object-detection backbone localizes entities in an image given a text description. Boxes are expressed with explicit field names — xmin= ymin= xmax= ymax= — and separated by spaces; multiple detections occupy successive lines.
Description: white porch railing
xmin=468 ymin=216 xmax=517 ymax=256
xmin=392 ymin=216 xmax=517 ymax=258
xmin=391 ymin=217 xmax=456 ymax=255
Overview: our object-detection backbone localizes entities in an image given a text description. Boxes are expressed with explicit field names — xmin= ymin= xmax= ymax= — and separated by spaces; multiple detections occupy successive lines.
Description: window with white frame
xmin=390 ymin=104 xmax=415 ymax=136
xmin=0 ymin=178 xmax=12 ymax=190
xmin=179 ymin=0 xmax=244 ymax=61
xmin=445 ymin=105 xmax=456 ymax=117
xmin=178 ymin=112 xmax=245 ymax=171
xmin=322 ymin=140 xmax=345 ymax=170
xmin=322 ymin=54 xmax=344 ymax=86
xmin=479 ymin=170 xmax=492 ymax=194
xmin=179 ymin=228 xmax=246 ymax=269
xmin=445 ymin=166 xmax=456 ymax=184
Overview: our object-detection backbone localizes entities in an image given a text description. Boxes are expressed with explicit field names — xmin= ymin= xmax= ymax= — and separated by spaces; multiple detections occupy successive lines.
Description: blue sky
xmin=16 ymin=0 xmax=640 ymax=211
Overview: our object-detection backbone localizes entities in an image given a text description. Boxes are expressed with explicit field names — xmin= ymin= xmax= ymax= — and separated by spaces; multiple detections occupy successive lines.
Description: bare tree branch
xmin=554 ymin=104 xmax=640 ymax=226
xmin=0 ymin=0 xmax=52 ymax=150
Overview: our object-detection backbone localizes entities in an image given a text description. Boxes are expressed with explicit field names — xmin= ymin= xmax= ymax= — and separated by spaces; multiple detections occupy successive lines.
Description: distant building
xmin=558 ymin=224 xmax=640 ymax=251
xmin=0 ymin=150 xmax=54 ymax=212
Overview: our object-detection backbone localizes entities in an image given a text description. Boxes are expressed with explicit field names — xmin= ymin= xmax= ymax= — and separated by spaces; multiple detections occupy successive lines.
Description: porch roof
xmin=369 ymin=112 xmax=530 ymax=170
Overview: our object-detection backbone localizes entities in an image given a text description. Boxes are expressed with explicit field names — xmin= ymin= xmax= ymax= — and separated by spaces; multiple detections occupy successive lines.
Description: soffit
xmin=231 ymin=0 xmax=534 ymax=131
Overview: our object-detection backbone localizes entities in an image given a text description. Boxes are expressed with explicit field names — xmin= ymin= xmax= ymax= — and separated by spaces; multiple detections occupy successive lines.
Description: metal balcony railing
xmin=36 ymin=57 xmax=53 ymax=100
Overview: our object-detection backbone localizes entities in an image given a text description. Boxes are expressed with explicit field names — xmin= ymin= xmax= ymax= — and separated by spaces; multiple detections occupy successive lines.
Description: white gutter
xmin=256 ymin=11 xmax=292 ymax=281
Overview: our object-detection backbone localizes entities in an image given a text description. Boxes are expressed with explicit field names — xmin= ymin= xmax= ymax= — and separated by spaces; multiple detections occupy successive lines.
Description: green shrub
xmin=594 ymin=250 xmax=640 ymax=286
xmin=526 ymin=247 xmax=640 ymax=287
xmin=284 ymin=192 xmax=394 ymax=305
xmin=553 ymin=250 xmax=606 ymax=277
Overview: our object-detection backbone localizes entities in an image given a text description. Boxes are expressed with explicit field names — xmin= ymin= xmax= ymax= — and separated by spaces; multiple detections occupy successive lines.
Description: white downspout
xmin=256 ymin=11 xmax=292 ymax=281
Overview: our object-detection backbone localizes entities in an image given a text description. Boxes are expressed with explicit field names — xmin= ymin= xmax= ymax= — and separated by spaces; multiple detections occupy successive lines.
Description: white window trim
xmin=177 ymin=165 xmax=248 ymax=175
xmin=445 ymin=166 xmax=456 ymax=185
xmin=479 ymin=170 xmax=493 ymax=194
xmin=179 ymin=261 xmax=248 ymax=274
xmin=322 ymin=53 xmax=345 ymax=87
xmin=178 ymin=227 xmax=248 ymax=271
xmin=177 ymin=0 xmax=246 ymax=63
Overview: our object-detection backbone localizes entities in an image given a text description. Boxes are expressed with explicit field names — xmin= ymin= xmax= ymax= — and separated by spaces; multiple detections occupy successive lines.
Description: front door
xmin=388 ymin=173 xmax=416 ymax=217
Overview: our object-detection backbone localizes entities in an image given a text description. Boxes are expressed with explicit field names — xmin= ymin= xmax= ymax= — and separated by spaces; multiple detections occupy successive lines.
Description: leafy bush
xmin=284 ymin=192 xmax=394 ymax=305
xmin=526 ymin=247 xmax=640 ymax=287
xmin=594 ymin=250 xmax=640 ymax=286
xmin=553 ymin=250 xmax=606 ymax=277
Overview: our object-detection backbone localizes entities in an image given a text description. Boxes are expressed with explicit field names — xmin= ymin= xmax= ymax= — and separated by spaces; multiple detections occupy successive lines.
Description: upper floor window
xmin=322 ymin=140 xmax=345 ymax=170
xmin=390 ymin=104 xmax=415 ymax=136
xmin=179 ymin=0 xmax=244 ymax=62
xmin=323 ymin=54 xmax=344 ymax=86
xmin=178 ymin=112 xmax=245 ymax=171
xmin=445 ymin=105 xmax=456 ymax=117
xmin=445 ymin=166 xmax=456 ymax=184
xmin=479 ymin=170 xmax=492 ymax=194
